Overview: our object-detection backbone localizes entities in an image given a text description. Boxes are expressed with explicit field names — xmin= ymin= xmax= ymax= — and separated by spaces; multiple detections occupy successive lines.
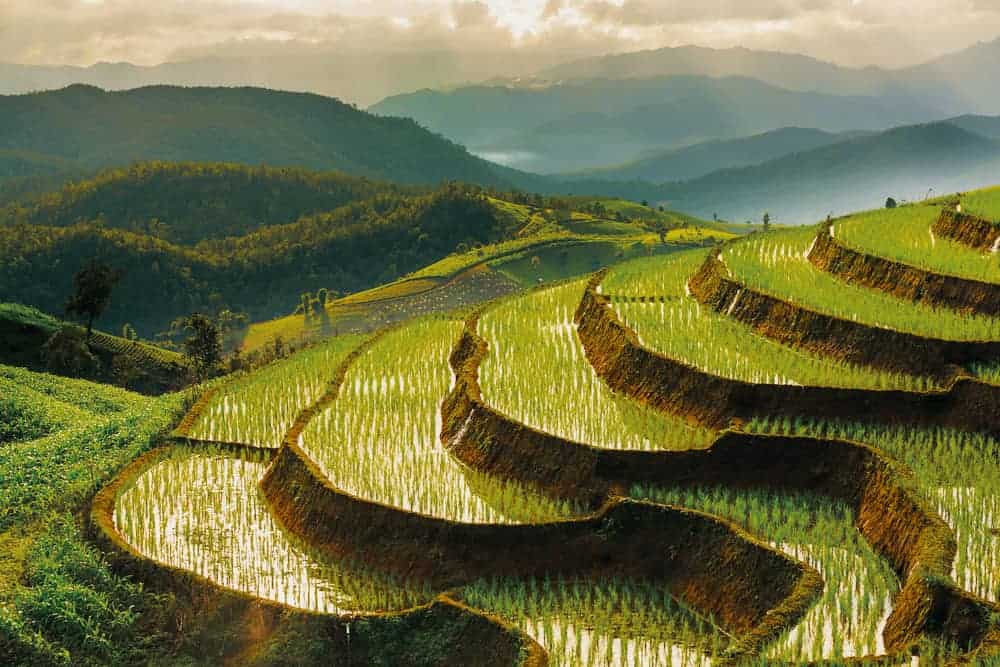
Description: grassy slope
xmin=0 ymin=303 xmax=185 ymax=394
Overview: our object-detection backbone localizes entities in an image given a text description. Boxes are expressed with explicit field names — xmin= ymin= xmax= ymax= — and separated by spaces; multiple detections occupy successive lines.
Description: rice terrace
xmin=4 ymin=8 xmax=1000 ymax=665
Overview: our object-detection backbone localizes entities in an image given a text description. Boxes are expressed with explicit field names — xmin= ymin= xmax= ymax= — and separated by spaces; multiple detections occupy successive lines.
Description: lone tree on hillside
xmin=762 ymin=212 xmax=772 ymax=232
xmin=65 ymin=260 xmax=123 ymax=340
xmin=183 ymin=314 xmax=222 ymax=380
xmin=885 ymin=197 xmax=898 ymax=209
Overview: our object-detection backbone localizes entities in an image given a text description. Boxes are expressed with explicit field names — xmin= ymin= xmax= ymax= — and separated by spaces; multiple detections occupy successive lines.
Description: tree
xmin=42 ymin=326 xmax=98 ymax=376
xmin=183 ymin=314 xmax=222 ymax=379
xmin=885 ymin=197 xmax=898 ymax=209
xmin=762 ymin=212 xmax=771 ymax=232
xmin=65 ymin=260 xmax=123 ymax=339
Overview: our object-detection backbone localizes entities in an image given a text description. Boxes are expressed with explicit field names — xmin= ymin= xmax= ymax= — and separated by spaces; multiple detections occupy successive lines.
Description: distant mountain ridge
xmin=372 ymin=75 xmax=943 ymax=173
xmin=559 ymin=127 xmax=867 ymax=183
xmin=0 ymin=84 xmax=521 ymax=189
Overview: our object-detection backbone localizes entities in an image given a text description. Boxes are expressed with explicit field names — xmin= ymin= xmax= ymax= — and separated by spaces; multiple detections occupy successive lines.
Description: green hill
xmin=0 ymin=84 xmax=516 ymax=188
xmin=0 ymin=303 xmax=185 ymax=393
xmin=2 ymin=161 xmax=408 ymax=245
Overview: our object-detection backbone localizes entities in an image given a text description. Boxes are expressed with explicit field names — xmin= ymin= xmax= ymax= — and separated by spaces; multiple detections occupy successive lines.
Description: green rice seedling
xmin=604 ymin=251 xmax=939 ymax=391
xmin=115 ymin=445 xmax=436 ymax=613
xmin=479 ymin=280 xmax=715 ymax=451
xmin=632 ymin=485 xmax=898 ymax=662
xmin=462 ymin=574 xmax=726 ymax=666
xmin=188 ymin=334 xmax=364 ymax=447
xmin=747 ymin=417 xmax=1000 ymax=603
xmin=724 ymin=226 xmax=1000 ymax=341
xmin=963 ymin=186 xmax=1000 ymax=222
xmin=300 ymin=317 xmax=586 ymax=523
xmin=834 ymin=205 xmax=1000 ymax=284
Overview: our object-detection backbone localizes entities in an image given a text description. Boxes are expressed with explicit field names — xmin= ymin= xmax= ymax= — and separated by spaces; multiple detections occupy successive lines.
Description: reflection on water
xmin=115 ymin=446 xmax=435 ymax=613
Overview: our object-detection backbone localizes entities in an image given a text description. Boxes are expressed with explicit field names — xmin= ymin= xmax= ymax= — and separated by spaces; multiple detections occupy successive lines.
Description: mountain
xmin=0 ymin=51 xmax=569 ymax=107
xmin=538 ymin=45 xmax=891 ymax=97
xmin=372 ymin=76 xmax=942 ymax=173
xmin=560 ymin=127 xmax=865 ymax=183
xmin=0 ymin=85 xmax=518 ymax=188
xmin=539 ymin=40 xmax=1000 ymax=117
xmin=948 ymin=114 xmax=1000 ymax=140
xmin=648 ymin=122 xmax=1000 ymax=224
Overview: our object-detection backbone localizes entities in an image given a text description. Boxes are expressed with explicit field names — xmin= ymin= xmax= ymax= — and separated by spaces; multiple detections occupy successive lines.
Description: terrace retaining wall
xmin=689 ymin=251 xmax=1000 ymax=378
xmin=255 ymin=317 xmax=823 ymax=664
xmin=933 ymin=208 xmax=1000 ymax=252
xmin=449 ymin=303 xmax=1000 ymax=660
xmin=809 ymin=220 xmax=1000 ymax=316
xmin=90 ymin=444 xmax=543 ymax=667
xmin=590 ymin=262 xmax=1000 ymax=434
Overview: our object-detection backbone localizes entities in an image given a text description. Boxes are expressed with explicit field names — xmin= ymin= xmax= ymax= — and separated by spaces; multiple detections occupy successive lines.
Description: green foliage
xmin=2 ymin=162 xmax=408 ymax=245
xmin=0 ymin=184 xmax=518 ymax=336
xmin=9 ymin=518 xmax=159 ymax=667
xmin=64 ymin=260 xmax=123 ymax=337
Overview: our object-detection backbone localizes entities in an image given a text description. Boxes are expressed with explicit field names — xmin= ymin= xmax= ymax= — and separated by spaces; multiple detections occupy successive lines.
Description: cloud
xmin=0 ymin=0 xmax=998 ymax=75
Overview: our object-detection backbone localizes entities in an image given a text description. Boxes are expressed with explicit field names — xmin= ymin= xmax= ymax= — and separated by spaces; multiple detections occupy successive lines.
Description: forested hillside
xmin=0 ymin=184 xmax=527 ymax=336
xmin=2 ymin=162 xmax=410 ymax=244
xmin=0 ymin=85 xmax=517 ymax=187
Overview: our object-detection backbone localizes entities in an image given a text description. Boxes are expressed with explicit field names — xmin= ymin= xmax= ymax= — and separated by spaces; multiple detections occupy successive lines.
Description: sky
xmin=2 ymin=0 xmax=1000 ymax=71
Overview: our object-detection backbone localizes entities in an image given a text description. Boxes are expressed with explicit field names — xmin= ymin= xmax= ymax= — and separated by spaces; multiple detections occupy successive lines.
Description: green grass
xmin=187 ymin=334 xmax=365 ymax=448
xmin=834 ymin=205 xmax=1000 ymax=284
xmin=462 ymin=575 xmax=725 ymax=667
xmin=116 ymin=445 xmax=436 ymax=613
xmin=300 ymin=317 xmax=586 ymax=523
xmin=748 ymin=418 xmax=1000 ymax=604
xmin=479 ymin=280 xmax=715 ymax=450
xmin=632 ymin=486 xmax=897 ymax=662
xmin=603 ymin=251 xmax=939 ymax=391
xmin=724 ymin=226 xmax=1000 ymax=341
xmin=962 ymin=186 xmax=1000 ymax=222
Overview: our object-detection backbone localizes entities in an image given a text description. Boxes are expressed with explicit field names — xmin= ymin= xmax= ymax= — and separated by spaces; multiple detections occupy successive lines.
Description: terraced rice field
xmin=479 ymin=280 xmax=715 ymax=451
xmin=834 ymin=205 xmax=1000 ymax=283
xmin=299 ymin=318 xmax=583 ymax=523
xmin=604 ymin=251 xmax=938 ymax=391
xmin=463 ymin=576 xmax=725 ymax=667
xmin=724 ymin=226 xmax=1000 ymax=340
xmin=186 ymin=334 xmax=364 ymax=447
xmin=115 ymin=445 xmax=434 ymax=612
xmin=748 ymin=417 xmax=1000 ymax=603
xmin=633 ymin=486 xmax=897 ymax=662
xmin=82 ymin=188 xmax=1000 ymax=666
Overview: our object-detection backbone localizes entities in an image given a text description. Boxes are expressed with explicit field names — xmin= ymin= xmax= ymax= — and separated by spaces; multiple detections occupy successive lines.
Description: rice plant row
xmin=187 ymin=334 xmax=364 ymax=447
xmin=115 ymin=446 xmax=435 ymax=613
xmin=299 ymin=317 xmax=585 ymax=524
xmin=632 ymin=485 xmax=898 ymax=663
xmin=833 ymin=205 xmax=1000 ymax=284
xmin=605 ymin=251 xmax=939 ymax=391
xmin=747 ymin=417 xmax=1000 ymax=603
xmin=462 ymin=575 xmax=724 ymax=667
xmin=724 ymin=226 xmax=1000 ymax=341
xmin=478 ymin=280 xmax=716 ymax=451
